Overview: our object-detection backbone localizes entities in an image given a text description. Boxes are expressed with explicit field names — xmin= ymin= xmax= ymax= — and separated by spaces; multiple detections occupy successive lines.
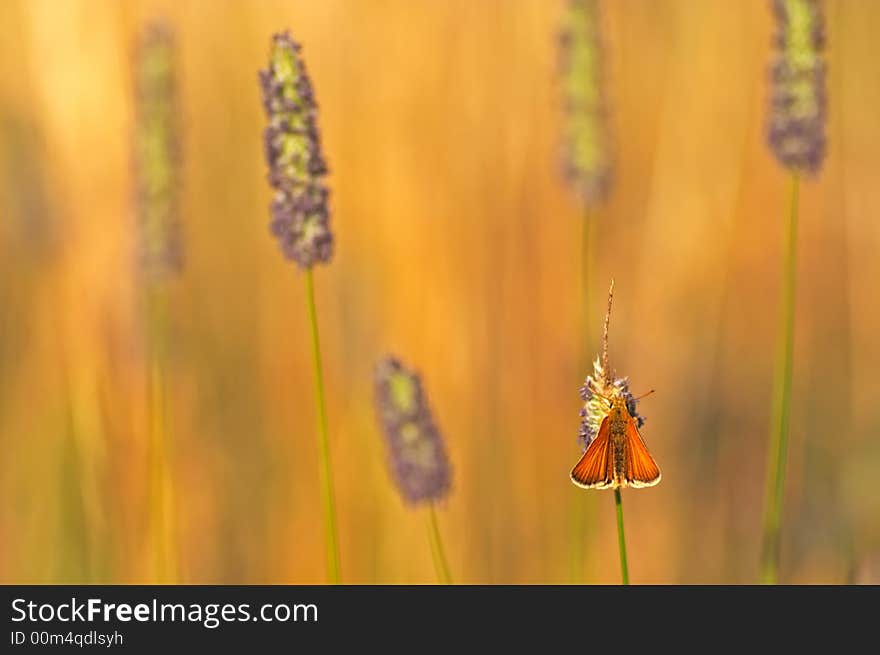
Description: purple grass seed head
xmin=559 ymin=0 xmax=614 ymax=207
xmin=134 ymin=22 xmax=183 ymax=281
xmin=766 ymin=0 xmax=827 ymax=174
xmin=578 ymin=356 xmax=645 ymax=451
xmin=374 ymin=356 xmax=452 ymax=505
xmin=259 ymin=32 xmax=333 ymax=269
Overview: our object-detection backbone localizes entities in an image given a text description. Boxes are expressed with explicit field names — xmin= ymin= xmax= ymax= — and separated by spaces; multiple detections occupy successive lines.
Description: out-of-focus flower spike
xmin=374 ymin=357 xmax=452 ymax=505
xmin=559 ymin=0 xmax=614 ymax=206
xmin=134 ymin=22 xmax=183 ymax=281
xmin=767 ymin=0 xmax=827 ymax=174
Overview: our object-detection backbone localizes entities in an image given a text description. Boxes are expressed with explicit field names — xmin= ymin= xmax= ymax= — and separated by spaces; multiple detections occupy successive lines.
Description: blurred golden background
xmin=1 ymin=0 xmax=879 ymax=584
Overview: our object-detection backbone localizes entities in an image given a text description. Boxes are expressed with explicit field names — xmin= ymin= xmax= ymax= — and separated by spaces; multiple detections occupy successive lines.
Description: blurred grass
xmin=1 ymin=0 xmax=879 ymax=584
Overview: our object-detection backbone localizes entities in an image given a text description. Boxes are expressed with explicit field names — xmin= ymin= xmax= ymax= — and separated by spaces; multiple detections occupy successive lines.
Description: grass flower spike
xmin=761 ymin=0 xmax=826 ymax=585
xmin=133 ymin=21 xmax=182 ymax=582
xmin=260 ymin=32 xmax=333 ymax=268
xmin=134 ymin=23 xmax=182 ymax=281
xmin=375 ymin=356 xmax=453 ymax=583
xmin=375 ymin=357 xmax=452 ymax=503
xmin=260 ymin=31 xmax=340 ymax=583
xmin=559 ymin=0 xmax=613 ymax=207
xmin=767 ymin=0 xmax=827 ymax=174
xmin=579 ymin=358 xmax=645 ymax=452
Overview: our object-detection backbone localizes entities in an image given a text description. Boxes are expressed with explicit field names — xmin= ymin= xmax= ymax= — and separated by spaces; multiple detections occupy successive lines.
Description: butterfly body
xmin=571 ymin=394 xmax=661 ymax=490
xmin=607 ymin=400 xmax=630 ymax=485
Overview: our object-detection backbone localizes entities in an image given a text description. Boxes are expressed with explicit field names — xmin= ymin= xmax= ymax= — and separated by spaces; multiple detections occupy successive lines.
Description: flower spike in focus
xmin=259 ymin=32 xmax=333 ymax=268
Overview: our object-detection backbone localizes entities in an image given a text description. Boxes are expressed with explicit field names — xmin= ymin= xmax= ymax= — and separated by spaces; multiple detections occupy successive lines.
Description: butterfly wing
xmin=623 ymin=415 xmax=661 ymax=488
xmin=570 ymin=415 xmax=615 ymax=489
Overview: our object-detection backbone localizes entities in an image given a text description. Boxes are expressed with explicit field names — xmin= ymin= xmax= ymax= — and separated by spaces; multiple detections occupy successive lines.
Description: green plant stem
xmin=614 ymin=488 xmax=629 ymax=585
xmin=571 ymin=208 xmax=595 ymax=584
xmin=304 ymin=268 xmax=340 ymax=584
xmin=760 ymin=172 xmax=800 ymax=584
xmin=570 ymin=494 xmax=588 ymax=584
xmin=427 ymin=503 xmax=452 ymax=584
xmin=146 ymin=283 xmax=177 ymax=583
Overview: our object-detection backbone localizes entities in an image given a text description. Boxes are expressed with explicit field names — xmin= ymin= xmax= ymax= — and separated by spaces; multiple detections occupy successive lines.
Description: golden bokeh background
xmin=1 ymin=0 xmax=879 ymax=584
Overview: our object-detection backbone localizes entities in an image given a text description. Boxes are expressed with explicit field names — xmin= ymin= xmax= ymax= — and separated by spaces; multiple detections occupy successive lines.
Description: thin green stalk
xmin=304 ymin=268 xmax=340 ymax=584
xmin=570 ymin=494 xmax=588 ymax=584
xmin=614 ymin=488 xmax=629 ymax=585
xmin=146 ymin=284 xmax=177 ymax=583
xmin=427 ymin=503 xmax=452 ymax=584
xmin=571 ymin=209 xmax=595 ymax=584
xmin=760 ymin=173 xmax=800 ymax=584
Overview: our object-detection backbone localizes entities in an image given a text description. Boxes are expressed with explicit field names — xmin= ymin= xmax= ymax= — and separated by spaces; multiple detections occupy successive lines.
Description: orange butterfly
xmin=570 ymin=392 xmax=661 ymax=490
